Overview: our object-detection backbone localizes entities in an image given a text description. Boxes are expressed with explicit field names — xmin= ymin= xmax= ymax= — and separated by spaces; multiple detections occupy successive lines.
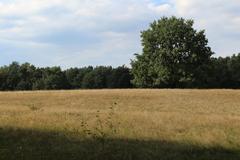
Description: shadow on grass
xmin=0 ymin=127 xmax=239 ymax=160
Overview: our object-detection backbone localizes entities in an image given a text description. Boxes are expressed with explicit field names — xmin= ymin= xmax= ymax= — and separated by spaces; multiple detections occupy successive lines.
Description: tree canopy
xmin=0 ymin=63 xmax=133 ymax=90
xmin=131 ymin=16 xmax=214 ymax=88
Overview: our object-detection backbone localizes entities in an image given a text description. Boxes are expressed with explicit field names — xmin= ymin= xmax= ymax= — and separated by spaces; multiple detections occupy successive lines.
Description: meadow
xmin=0 ymin=89 xmax=240 ymax=160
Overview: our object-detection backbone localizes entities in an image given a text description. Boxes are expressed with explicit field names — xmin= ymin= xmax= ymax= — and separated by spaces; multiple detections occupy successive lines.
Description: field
xmin=0 ymin=89 xmax=240 ymax=160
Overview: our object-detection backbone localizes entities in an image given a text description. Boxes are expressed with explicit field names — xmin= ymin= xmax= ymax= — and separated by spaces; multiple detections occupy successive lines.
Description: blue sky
xmin=0 ymin=0 xmax=239 ymax=68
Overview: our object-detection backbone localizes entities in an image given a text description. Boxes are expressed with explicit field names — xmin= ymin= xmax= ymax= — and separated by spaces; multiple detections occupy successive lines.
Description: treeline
xmin=1 ymin=17 xmax=240 ymax=90
xmin=209 ymin=54 xmax=240 ymax=88
xmin=0 ymin=53 xmax=240 ymax=91
xmin=0 ymin=62 xmax=132 ymax=90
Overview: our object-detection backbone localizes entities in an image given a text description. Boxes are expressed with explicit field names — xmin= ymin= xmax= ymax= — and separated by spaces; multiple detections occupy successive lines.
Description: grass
xmin=0 ymin=89 xmax=240 ymax=159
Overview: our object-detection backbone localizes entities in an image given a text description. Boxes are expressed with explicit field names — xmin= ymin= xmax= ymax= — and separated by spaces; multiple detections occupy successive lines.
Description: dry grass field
xmin=0 ymin=89 xmax=240 ymax=160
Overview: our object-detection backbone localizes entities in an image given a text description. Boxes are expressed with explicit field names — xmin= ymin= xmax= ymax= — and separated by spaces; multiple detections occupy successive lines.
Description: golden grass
xmin=0 ymin=89 xmax=240 ymax=155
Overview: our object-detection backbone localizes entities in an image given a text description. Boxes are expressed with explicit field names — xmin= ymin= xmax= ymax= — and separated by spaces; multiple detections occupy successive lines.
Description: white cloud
xmin=172 ymin=0 xmax=240 ymax=56
xmin=0 ymin=0 xmax=239 ymax=67
xmin=148 ymin=3 xmax=172 ymax=13
xmin=0 ymin=0 xmax=172 ymax=67
xmin=0 ymin=0 xmax=171 ymax=38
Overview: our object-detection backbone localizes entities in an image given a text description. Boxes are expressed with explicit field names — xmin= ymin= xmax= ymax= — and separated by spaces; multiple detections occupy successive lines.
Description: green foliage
xmin=43 ymin=67 xmax=69 ymax=89
xmin=0 ymin=63 xmax=132 ymax=90
xmin=131 ymin=16 xmax=213 ymax=88
xmin=65 ymin=66 xmax=93 ymax=89
xmin=81 ymin=66 xmax=133 ymax=89
xmin=82 ymin=66 xmax=112 ymax=89
xmin=107 ymin=66 xmax=133 ymax=88
xmin=17 ymin=63 xmax=36 ymax=90
xmin=208 ymin=53 xmax=240 ymax=88
xmin=3 ymin=62 xmax=21 ymax=90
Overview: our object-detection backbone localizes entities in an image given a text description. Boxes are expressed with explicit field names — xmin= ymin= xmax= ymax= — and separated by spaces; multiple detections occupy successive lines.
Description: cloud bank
xmin=0 ymin=0 xmax=239 ymax=68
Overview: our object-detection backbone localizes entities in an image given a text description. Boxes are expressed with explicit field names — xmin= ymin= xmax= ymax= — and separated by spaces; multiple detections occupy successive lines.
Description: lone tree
xmin=131 ymin=16 xmax=214 ymax=88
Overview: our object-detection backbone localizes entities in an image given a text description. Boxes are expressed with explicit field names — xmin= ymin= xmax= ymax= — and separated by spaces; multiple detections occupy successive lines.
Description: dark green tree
xmin=65 ymin=66 xmax=93 ymax=89
xmin=65 ymin=68 xmax=81 ymax=89
xmin=81 ymin=71 xmax=96 ymax=89
xmin=229 ymin=53 xmax=240 ymax=88
xmin=81 ymin=66 xmax=112 ymax=89
xmin=0 ymin=66 xmax=8 ymax=90
xmin=4 ymin=62 xmax=21 ymax=90
xmin=208 ymin=57 xmax=231 ymax=88
xmin=131 ymin=16 xmax=213 ymax=88
xmin=0 ymin=62 xmax=134 ymax=90
xmin=16 ymin=63 xmax=36 ymax=90
xmin=107 ymin=66 xmax=133 ymax=88
xmin=42 ymin=67 xmax=69 ymax=90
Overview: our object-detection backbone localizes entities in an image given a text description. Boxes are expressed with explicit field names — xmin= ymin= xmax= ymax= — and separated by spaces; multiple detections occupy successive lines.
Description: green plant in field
xmin=81 ymin=102 xmax=119 ymax=151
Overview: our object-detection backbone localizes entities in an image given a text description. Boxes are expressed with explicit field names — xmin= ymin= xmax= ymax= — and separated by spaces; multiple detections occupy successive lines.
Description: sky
xmin=0 ymin=0 xmax=239 ymax=68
